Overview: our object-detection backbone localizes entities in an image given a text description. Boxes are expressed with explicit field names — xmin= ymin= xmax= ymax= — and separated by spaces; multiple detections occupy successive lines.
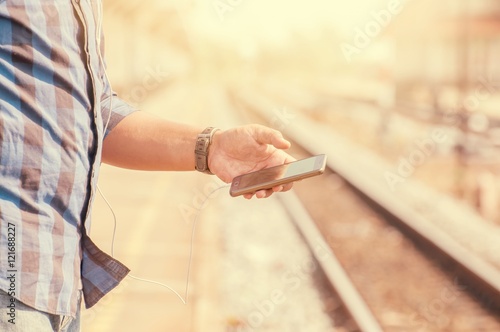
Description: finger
xmin=272 ymin=185 xmax=284 ymax=193
xmin=273 ymin=183 xmax=293 ymax=193
xmin=255 ymin=190 xmax=267 ymax=199
xmin=281 ymin=182 xmax=293 ymax=192
xmin=252 ymin=125 xmax=291 ymax=150
xmin=256 ymin=188 xmax=273 ymax=199
xmin=243 ymin=188 xmax=274 ymax=199
xmin=284 ymin=154 xmax=297 ymax=163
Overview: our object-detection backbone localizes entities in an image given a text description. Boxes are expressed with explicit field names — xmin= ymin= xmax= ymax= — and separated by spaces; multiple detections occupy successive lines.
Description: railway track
xmin=230 ymin=88 xmax=500 ymax=331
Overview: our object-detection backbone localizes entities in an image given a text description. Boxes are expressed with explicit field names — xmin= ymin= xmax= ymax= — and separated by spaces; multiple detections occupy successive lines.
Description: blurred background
xmin=84 ymin=0 xmax=500 ymax=331
xmin=102 ymin=0 xmax=500 ymax=223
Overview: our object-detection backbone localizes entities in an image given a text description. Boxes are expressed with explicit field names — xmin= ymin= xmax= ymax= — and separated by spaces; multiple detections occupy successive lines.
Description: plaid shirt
xmin=0 ymin=0 xmax=135 ymax=316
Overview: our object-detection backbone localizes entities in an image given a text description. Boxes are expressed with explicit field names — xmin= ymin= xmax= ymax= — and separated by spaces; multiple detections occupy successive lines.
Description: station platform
xmin=81 ymin=81 xmax=226 ymax=332
xmin=80 ymin=82 xmax=334 ymax=332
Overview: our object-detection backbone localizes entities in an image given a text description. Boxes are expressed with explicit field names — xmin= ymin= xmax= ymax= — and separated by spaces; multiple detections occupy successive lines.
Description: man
xmin=0 ymin=1 xmax=293 ymax=331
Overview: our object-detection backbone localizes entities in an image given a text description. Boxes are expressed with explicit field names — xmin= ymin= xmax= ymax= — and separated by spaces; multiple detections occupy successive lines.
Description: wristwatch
xmin=195 ymin=127 xmax=220 ymax=174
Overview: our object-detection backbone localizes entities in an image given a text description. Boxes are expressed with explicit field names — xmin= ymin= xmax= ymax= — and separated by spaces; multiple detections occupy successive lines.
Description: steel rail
xmin=278 ymin=191 xmax=383 ymax=332
xmin=235 ymin=89 xmax=500 ymax=314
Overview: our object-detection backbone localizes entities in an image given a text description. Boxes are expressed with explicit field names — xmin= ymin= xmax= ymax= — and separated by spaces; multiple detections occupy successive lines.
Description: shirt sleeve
xmin=98 ymin=34 xmax=139 ymax=139
xmin=100 ymin=89 xmax=138 ymax=139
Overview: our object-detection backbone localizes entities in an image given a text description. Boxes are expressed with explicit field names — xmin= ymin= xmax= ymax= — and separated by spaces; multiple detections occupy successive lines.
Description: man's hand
xmin=102 ymin=113 xmax=294 ymax=199
xmin=208 ymin=124 xmax=295 ymax=199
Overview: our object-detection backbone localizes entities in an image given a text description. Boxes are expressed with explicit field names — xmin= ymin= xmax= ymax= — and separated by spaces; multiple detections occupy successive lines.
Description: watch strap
xmin=195 ymin=127 xmax=219 ymax=174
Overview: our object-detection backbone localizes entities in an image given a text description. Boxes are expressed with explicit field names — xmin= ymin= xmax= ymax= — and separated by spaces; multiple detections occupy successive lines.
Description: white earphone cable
xmin=97 ymin=183 xmax=230 ymax=304
xmin=93 ymin=1 xmax=231 ymax=305
xmin=95 ymin=0 xmax=113 ymax=136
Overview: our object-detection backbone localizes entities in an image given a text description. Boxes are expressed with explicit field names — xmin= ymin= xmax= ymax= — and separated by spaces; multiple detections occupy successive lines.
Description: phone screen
xmin=230 ymin=154 xmax=326 ymax=196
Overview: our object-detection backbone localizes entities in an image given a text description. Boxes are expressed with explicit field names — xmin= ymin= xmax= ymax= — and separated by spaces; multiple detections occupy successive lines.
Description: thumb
xmin=252 ymin=125 xmax=291 ymax=149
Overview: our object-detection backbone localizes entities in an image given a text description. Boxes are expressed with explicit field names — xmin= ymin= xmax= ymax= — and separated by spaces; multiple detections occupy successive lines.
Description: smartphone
xmin=230 ymin=154 xmax=327 ymax=197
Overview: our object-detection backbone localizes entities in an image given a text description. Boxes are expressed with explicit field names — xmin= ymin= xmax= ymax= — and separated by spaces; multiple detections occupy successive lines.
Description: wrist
xmin=207 ymin=129 xmax=222 ymax=173
xmin=194 ymin=127 xmax=220 ymax=174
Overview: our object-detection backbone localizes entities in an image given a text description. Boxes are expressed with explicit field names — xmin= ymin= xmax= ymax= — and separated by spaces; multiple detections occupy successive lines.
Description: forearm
xmin=102 ymin=111 xmax=203 ymax=171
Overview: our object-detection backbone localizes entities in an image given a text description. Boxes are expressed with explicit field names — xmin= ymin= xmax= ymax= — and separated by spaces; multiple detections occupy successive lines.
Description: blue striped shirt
xmin=0 ymin=0 xmax=135 ymax=316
